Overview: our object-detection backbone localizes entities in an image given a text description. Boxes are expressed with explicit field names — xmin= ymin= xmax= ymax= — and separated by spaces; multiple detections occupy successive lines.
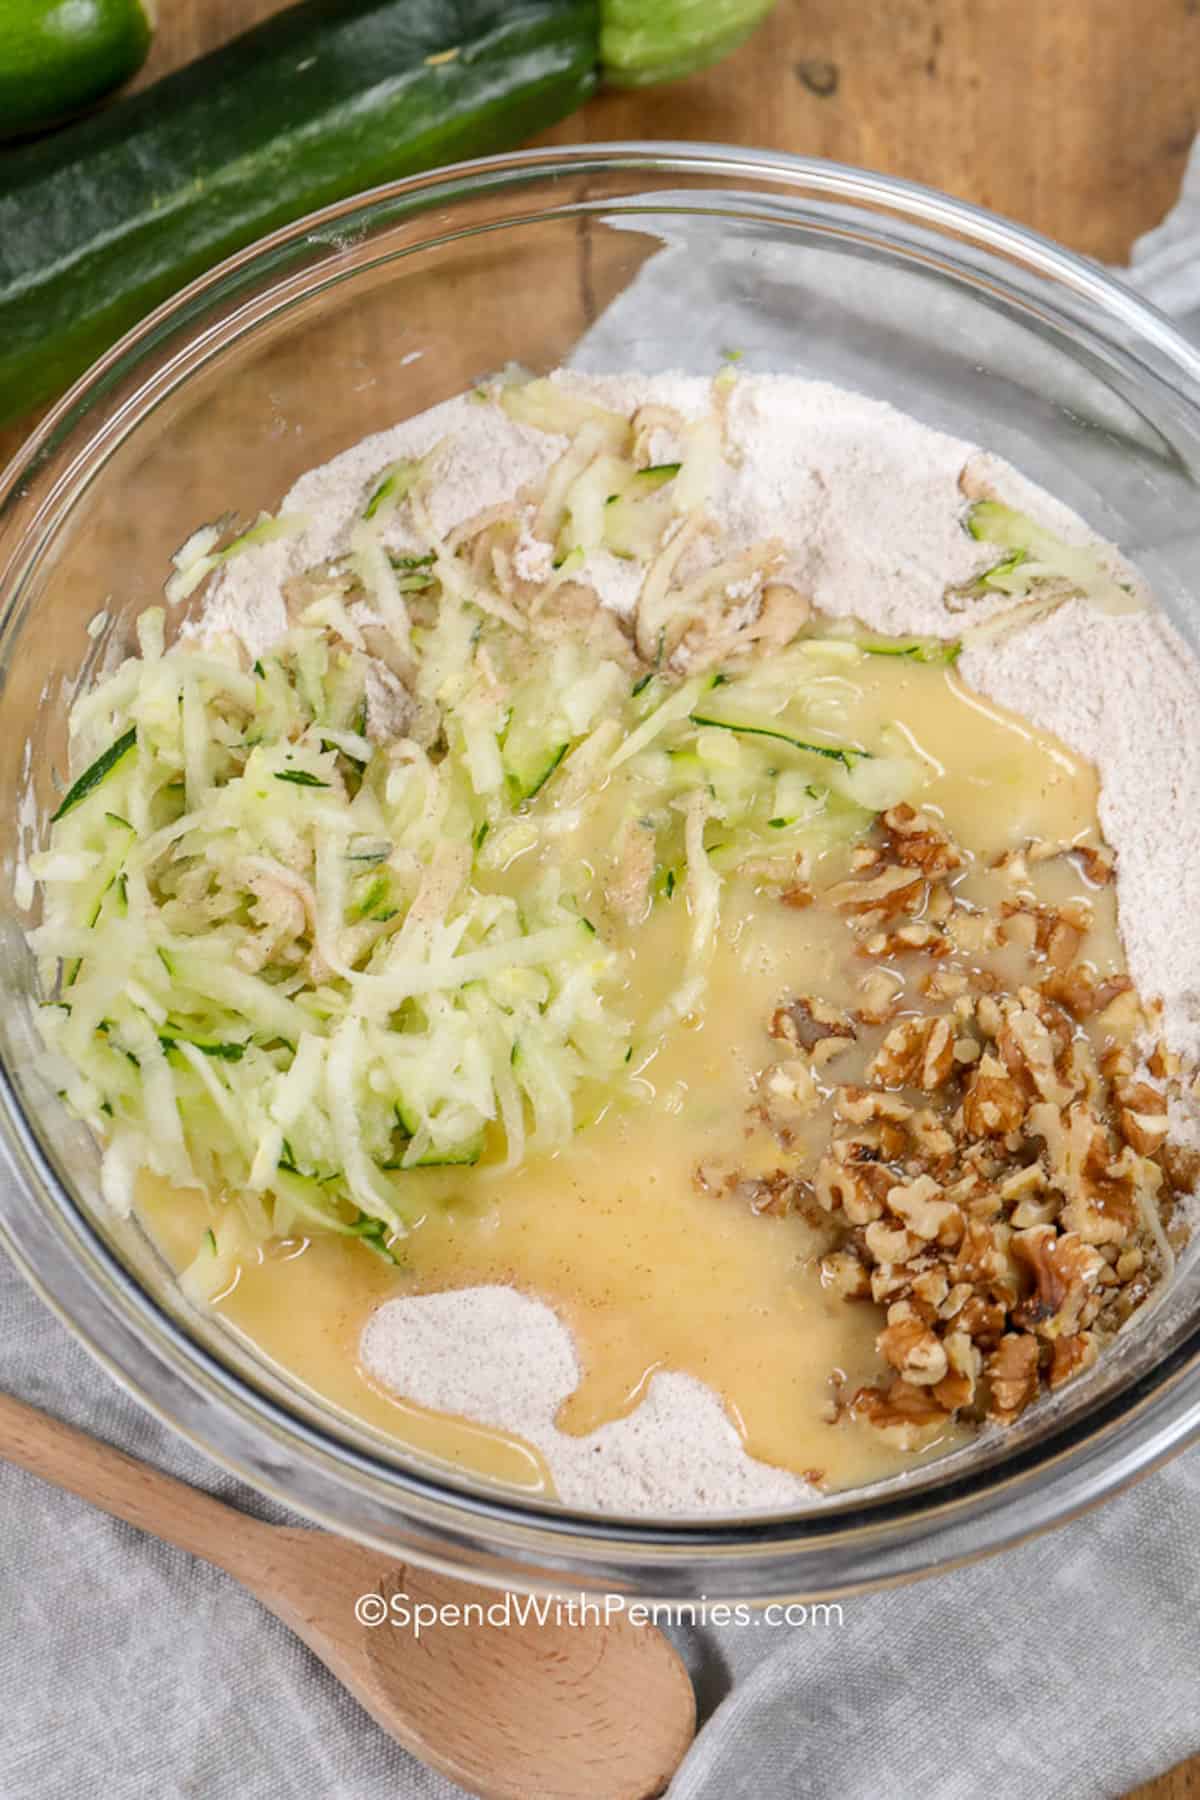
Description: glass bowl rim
xmin=4 ymin=141 xmax=1200 ymax=1596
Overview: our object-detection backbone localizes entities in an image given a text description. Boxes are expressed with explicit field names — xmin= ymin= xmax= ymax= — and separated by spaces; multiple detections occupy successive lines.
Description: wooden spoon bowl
xmin=0 ymin=1390 xmax=695 ymax=1799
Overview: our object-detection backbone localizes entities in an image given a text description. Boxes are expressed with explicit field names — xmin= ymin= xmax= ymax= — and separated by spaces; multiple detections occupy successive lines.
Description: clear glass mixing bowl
xmin=3 ymin=145 xmax=1200 ymax=1601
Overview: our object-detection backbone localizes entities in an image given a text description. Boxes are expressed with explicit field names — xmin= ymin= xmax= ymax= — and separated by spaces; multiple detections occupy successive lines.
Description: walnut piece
xmin=856 ymin=968 xmax=903 ymax=1025
xmin=820 ymin=1249 xmax=871 ymax=1299
xmin=961 ymin=1055 xmax=1025 ymax=1136
xmin=770 ymin=995 xmax=857 ymax=1054
xmin=1048 ymin=1332 xmax=1099 ymax=1388
xmin=851 ymin=1379 xmax=952 ymax=1450
xmin=1115 ymin=1080 xmax=1168 ymax=1156
xmin=986 ymin=1333 xmax=1040 ymax=1423
xmin=1074 ymin=843 xmax=1116 ymax=885
xmin=828 ymin=863 xmax=925 ymax=923
xmin=877 ymin=1308 xmax=949 ymax=1386
xmin=933 ymin=1331 xmax=982 ymax=1410
xmin=868 ymin=1015 xmax=956 ymax=1091
xmin=1040 ymin=965 xmax=1132 ymax=1021
xmin=887 ymin=1175 xmax=963 ymax=1246
xmin=877 ymin=802 xmax=965 ymax=878
xmin=1010 ymin=1227 xmax=1105 ymax=1338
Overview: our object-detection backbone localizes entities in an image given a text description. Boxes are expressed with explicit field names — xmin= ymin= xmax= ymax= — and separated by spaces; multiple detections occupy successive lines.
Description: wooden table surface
xmin=6 ymin=1 xmax=1200 ymax=1792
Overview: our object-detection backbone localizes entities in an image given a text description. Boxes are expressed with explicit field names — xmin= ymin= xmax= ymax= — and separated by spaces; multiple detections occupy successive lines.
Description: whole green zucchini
xmin=0 ymin=0 xmax=156 ymax=141
xmin=0 ymin=0 xmax=597 ymax=425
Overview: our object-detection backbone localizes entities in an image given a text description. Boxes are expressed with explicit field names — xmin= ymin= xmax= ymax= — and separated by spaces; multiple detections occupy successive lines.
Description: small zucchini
xmin=601 ymin=0 xmax=774 ymax=88
xmin=0 ymin=0 xmax=154 ymax=142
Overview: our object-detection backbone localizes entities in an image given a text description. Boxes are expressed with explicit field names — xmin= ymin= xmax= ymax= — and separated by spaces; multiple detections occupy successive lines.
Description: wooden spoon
xmin=0 ymin=1390 xmax=695 ymax=1799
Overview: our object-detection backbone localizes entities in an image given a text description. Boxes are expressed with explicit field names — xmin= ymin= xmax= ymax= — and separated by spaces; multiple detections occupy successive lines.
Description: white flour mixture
xmin=202 ymin=371 xmax=1200 ymax=1513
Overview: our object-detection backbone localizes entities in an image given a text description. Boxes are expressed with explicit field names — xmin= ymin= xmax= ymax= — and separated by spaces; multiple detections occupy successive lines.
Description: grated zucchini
xmin=32 ymin=376 xmax=926 ymax=1278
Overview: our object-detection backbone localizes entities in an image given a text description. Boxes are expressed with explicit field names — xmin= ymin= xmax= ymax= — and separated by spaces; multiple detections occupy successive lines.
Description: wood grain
xmin=115 ymin=0 xmax=1200 ymax=265
xmin=5 ymin=2 xmax=1200 ymax=1794
xmin=535 ymin=0 xmax=1200 ymax=264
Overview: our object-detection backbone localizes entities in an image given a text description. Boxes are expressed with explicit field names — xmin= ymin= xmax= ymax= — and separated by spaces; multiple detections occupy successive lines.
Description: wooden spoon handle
xmin=0 ymin=1388 xmax=270 ymax=1577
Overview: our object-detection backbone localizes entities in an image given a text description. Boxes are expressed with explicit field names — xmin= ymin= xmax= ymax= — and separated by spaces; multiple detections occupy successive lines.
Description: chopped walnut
xmin=769 ymin=995 xmax=856 ymax=1053
xmin=861 ymin=920 xmax=951 ymax=959
xmin=816 ymin=1156 xmax=884 ymax=1225
xmin=851 ymin=1379 xmax=952 ymax=1450
xmin=1100 ymin=1042 xmax=1135 ymax=1086
xmin=828 ymin=863 xmax=925 ymax=923
xmin=834 ymin=1086 xmax=913 ymax=1126
xmin=1011 ymin=1227 xmax=1105 ymax=1337
xmin=761 ymin=1059 xmax=820 ymax=1121
xmin=1033 ymin=1103 xmax=1141 ymax=1248
xmin=985 ymin=1333 xmax=1040 ymax=1422
xmin=740 ymin=1172 xmax=818 ymax=1218
xmin=961 ymin=1055 xmax=1026 ymax=1136
xmin=992 ymin=845 xmax=1031 ymax=886
xmin=868 ymin=1015 xmax=956 ymax=1091
xmin=925 ymin=967 xmax=970 ymax=1002
xmin=1147 ymin=1040 xmax=1180 ymax=1082
xmin=938 ymin=1281 xmax=974 ymax=1322
xmin=996 ymin=1001 xmax=1075 ymax=1107
xmin=1000 ymin=899 xmax=1085 ymax=971
xmin=820 ymin=1249 xmax=871 ymax=1299
xmin=1010 ymin=1194 xmax=1061 ymax=1230
xmin=911 ymin=1266 xmax=950 ymax=1310
xmin=948 ymin=913 xmax=1005 ymax=964
xmin=1041 ymin=965 xmax=1132 ymax=1021
xmin=878 ymin=1306 xmax=949 ymax=1386
xmin=957 ymin=1293 xmax=1008 ymax=1343
xmin=952 ymin=1220 xmax=1018 ymax=1302
xmin=698 ymin=1162 xmax=822 ymax=1222
xmin=1074 ymin=843 xmax=1116 ymax=886
xmin=1048 ymin=1332 xmax=1099 ymax=1388
xmin=1115 ymin=1080 xmax=1168 ymax=1156
xmin=975 ymin=994 xmax=1003 ymax=1038
xmin=870 ymin=1263 xmax=914 ymax=1306
xmin=744 ymin=740 xmax=1188 ymax=1459
xmin=863 ymin=1219 xmax=921 ymax=1265
xmin=1045 ymin=917 xmax=1083 ymax=972
xmin=933 ymin=1330 xmax=982 ymax=1411
xmin=907 ymin=1107 xmax=958 ymax=1170
xmin=856 ymin=968 xmax=904 ymax=1025
xmin=1115 ymin=1245 xmax=1144 ymax=1283
xmin=877 ymin=803 xmax=965 ymax=878
xmin=1163 ymin=1142 xmax=1200 ymax=1200
xmin=887 ymin=1175 xmax=963 ymax=1246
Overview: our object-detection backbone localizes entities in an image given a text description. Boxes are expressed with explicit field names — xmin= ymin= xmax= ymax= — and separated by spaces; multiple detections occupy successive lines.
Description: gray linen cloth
xmin=4 ymin=165 xmax=1200 ymax=1799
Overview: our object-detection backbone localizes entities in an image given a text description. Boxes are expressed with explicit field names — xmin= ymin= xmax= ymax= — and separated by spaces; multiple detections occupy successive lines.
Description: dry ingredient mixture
xmin=25 ymin=369 xmax=1200 ymax=1513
